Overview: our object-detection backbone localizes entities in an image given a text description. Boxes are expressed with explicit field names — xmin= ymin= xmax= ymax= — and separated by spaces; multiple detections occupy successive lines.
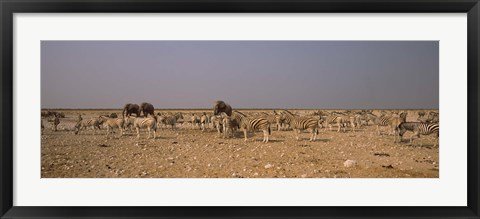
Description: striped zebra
xmin=280 ymin=110 xmax=319 ymax=141
xmin=259 ymin=112 xmax=283 ymax=131
xmin=339 ymin=113 xmax=359 ymax=132
xmin=48 ymin=115 xmax=61 ymax=132
xmin=274 ymin=111 xmax=290 ymax=131
xmin=232 ymin=111 xmax=271 ymax=143
xmin=398 ymin=122 xmax=439 ymax=147
xmin=363 ymin=113 xmax=378 ymax=126
xmin=210 ymin=115 xmax=223 ymax=134
xmin=74 ymin=117 xmax=104 ymax=135
xmin=428 ymin=111 xmax=439 ymax=123
xmin=160 ymin=113 xmax=183 ymax=130
xmin=100 ymin=116 xmax=125 ymax=139
xmin=324 ymin=113 xmax=345 ymax=132
xmin=390 ymin=112 xmax=408 ymax=143
xmin=417 ymin=111 xmax=429 ymax=123
xmin=220 ymin=112 xmax=238 ymax=138
xmin=190 ymin=114 xmax=201 ymax=129
xmin=200 ymin=113 xmax=209 ymax=131
xmin=374 ymin=113 xmax=395 ymax=135
xmin=133 ymin=116 xmax=157 ymax=139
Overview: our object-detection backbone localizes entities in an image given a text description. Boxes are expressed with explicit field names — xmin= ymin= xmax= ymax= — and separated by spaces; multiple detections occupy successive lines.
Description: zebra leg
xmin=136 ymin=127 xmax=140 ymax=139
xmin=243 ymin=129 xmax=248 ymax=142
xmin=263 ymin=130 xmax=268 ymax=143
xmin=147 ymin=127 xmax=151 ymax=139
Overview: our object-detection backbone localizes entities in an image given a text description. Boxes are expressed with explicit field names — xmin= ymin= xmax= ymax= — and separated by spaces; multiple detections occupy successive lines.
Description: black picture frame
xmin=1 ymin=0 xmax=479 ymax=218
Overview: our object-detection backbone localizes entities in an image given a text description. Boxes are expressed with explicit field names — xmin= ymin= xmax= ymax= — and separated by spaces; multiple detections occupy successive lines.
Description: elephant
xmin=122 ymin=103 xmax=140 ymax=118
xmin=140 ymin=102 xmax=155 ymax=117
xmin=213 ymin=100 xmax=232 ymax=116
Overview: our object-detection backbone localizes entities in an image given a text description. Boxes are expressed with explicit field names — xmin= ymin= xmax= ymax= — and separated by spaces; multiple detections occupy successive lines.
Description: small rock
xmin=264 ymin=164 xmax=273 ymax=169
xmin=343 ymin=160 xmax=357 ymax=167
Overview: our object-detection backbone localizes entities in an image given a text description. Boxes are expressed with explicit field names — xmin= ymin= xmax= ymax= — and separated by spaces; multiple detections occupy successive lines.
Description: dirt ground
xmin=41 ymin=109 xmax=439 ymax=178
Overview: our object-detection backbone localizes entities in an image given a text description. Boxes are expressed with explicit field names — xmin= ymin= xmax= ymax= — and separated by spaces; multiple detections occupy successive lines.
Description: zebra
xmin=324 ymin=113 xmax=345 ymax=132
xmin=133 ymin=116 xmax=157 ymax=139
xmin=200 ymin=113 xmax=209 ymax=131
xmin=280 ymin=110 xmax=319 ymax=141
xmin=363 ymin=113 xmax=378 ymax=126
xmin=273 ymin=111 xmax=290 ymax=131
xmin=74 ymin=117 xmax=104 ymax=135
xmin=427 ymin=111 xmax=439 ymax=123
xmin=220 ymin=112 xmax=238 ymax=138
xmin=123 ymin=116 xmax=136 ymax=131
xmin=210 ymin=115 xmax=223 ymax=133
xmin=417 ymin=111 xmax=429 ymax=123
xmin=161 ymin=112 xmax=183 ymax=130
xmin=374 ymin=113 xmax=395 ymax=135
xmin=47 ymin=115 xmax=61 ymax=132
xmin=100 ymin=116 xmax=125 ymax=139
xmin=337 ymin=113 xmax=359 ymax=132
xmin=232 ymin=111 xmax=271 ymax=143
xmin=390 ymin=112 xmax=408 ymax=143
xmin=398 ymin=122 xmax=439 ymax=147
xmin=259 ymin=112 xmax=282 ymax=131
xmin=190 ymin=114 xmax=201 ymax=129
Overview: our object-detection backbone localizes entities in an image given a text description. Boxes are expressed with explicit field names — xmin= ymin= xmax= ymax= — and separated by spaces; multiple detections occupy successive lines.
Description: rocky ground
xmin=41 ymin=109 xmax=439 ymax=178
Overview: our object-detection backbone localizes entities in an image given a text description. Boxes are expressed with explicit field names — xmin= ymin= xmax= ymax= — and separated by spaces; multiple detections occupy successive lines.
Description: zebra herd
xmin=42 ymin=105 xmax=439 ymax=146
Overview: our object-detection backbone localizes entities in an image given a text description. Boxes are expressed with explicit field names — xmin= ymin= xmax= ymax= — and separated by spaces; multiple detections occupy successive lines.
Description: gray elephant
xmin=140 ymin=102 xmax=155 ymax=117
xmin=213 ymin=100 xmax=232 ymax=116
xmin=122 ymin=103 xmax=140 ymax=118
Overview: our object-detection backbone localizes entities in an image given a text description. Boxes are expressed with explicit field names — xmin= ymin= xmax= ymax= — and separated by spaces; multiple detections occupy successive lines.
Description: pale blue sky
xmin=41 ymin=41 xmax=438 ymax=109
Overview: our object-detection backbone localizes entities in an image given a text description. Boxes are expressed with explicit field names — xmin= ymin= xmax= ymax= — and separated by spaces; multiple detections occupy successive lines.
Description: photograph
xmin=40 ymin=40 xmax=440 ymax=178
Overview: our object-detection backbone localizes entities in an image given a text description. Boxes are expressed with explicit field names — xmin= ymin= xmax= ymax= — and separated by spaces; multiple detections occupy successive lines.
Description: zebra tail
xmin=316 ymin=127 xmax=319 ymax=135
xmin=268 ymin=126 xmax=271 ymax=135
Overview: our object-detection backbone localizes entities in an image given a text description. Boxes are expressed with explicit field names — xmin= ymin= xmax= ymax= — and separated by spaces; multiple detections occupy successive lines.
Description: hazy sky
xmin=41 ymin=41 xmax=438 ymax=109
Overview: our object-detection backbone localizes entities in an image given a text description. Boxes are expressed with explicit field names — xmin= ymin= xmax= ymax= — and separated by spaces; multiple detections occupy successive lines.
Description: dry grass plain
xmin=41 ymin=109 xmax=439 ymax=178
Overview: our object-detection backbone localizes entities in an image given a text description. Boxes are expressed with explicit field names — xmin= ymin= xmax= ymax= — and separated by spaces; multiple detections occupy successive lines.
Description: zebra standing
xmin=132 ymin=116 xmax=157 ymax=139
xmin=259 ymin=112 xmax=283 ymax=131
xmin=100 ymin=116 xmax=125 ymax=139
xmin=74 ymin=117 xmax=104 ymax=135
xmin=398 ymin=122 xmax=439 ymax=147
xmin=200 ymin=112 xmax=209 ymax=131
xmin=390 ymin=112 xmax=407 ymax=143
xmin=219 ymin=112 xmax=237 ymax=138
xmin=232 ymin=111 xmax=271 ymax=143
xmin=280 ymin=110 xmax=319 ymax=141
xmin=324 ymin=113 xmax=345 ymax=132
xmin=48 ymin=115 xmax=61 ymax=132
xmin=159 ymin=112 xmax=183 ymax=130
xmin=190 ymin=114 xmax=201 ymax=129
xmin=428 ymin=111 xmax=439 ymax=123
xmin=363 ymin=113 xmax=378 ymax=126
xmin=374 ymin=113 xmax=395 ymax=136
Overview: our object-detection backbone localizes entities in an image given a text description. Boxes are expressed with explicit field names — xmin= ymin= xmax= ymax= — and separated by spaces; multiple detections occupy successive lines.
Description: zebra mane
xmin=283 ymin=110 xmax=294 ymax=116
